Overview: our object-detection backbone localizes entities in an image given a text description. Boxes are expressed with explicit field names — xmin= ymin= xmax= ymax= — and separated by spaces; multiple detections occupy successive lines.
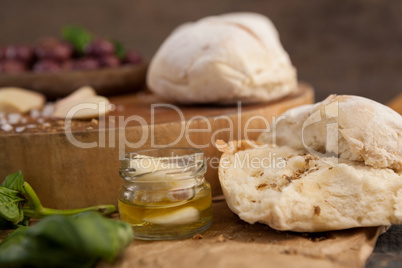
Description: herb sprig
xmin=0 ymin=171 xmax=116 ymax=229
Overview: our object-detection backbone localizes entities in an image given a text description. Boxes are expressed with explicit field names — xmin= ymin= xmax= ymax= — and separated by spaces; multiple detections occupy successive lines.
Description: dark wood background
xmin=1 ymin=0 xmax=401 ymax=103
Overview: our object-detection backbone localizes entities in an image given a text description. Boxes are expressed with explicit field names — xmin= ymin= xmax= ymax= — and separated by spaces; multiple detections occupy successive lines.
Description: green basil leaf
xmin=112 ymin=40 xmax=126 ymax=59
xmin=71 ymin=212 xmax=133 ymax=262
xmin=0 ymin=227 xmax=30 ymax=267
xmin=0 ymin=212 xmax=133 ymax=268
xmin=1 ymin=170 xmax=24 ymax=192
xmin=0 ymin=225 xmax=28 ymax=248
xmin=0 ymin=187 xmax=25 ymax=226
xmin=0 ymin=224 xmax=95 ymax=268
xmin=28 ymin=214 xmax=83 ymax=250
xmin=62 ymin=25 xmax=92 ymax=54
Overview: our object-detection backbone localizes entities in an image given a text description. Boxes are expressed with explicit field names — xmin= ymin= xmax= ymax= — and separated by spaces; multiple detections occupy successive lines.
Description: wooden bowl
xmin=0 ymin=62 xmax=148 ymax=99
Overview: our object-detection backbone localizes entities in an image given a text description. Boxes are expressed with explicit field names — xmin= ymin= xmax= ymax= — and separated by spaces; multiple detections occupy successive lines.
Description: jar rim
xmin=123 ymin=147 xmax=203 ymax=160
xmin=120 ymin=148 xmax=206 ymax=183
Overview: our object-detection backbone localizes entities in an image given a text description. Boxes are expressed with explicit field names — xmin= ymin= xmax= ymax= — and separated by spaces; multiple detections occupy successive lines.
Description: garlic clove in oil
xmin=142 ymin=206 xmax=199 ymax=225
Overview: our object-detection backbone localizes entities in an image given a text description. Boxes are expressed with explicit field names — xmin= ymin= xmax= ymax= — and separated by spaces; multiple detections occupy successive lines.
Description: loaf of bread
xmin=147 ymin=13 xmax=297 ymax=104
xmin=258 ymin=95 xmax=402 ymax=171
xmin=218 ymin=95 xmax=402 ymax=232
xmin=218 ymin=140 xmax=402 ymax=232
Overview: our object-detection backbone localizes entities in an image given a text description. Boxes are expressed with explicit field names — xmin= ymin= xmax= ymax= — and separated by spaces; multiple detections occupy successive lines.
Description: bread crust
xmin=147 ymin=13 xmax=297 ymax=104
xmin=258 ymin=95 xmax=402 ymax=171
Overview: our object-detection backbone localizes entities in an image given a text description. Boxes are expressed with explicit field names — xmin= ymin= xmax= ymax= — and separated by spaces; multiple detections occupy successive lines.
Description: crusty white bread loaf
xmin=217 ymin=140 xmax=402 ymax=232
xmin=217 ymin=95 xmax=402 ymax=232
xmin=258 ymin=95 xmax=402 ymax=171
xmin=147 ymin=13 xmax=297 ymax=104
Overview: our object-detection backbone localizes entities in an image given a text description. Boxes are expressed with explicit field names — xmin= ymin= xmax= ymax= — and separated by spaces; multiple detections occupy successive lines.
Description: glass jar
xmin=118 ymin=148 xmax=212 ymax=240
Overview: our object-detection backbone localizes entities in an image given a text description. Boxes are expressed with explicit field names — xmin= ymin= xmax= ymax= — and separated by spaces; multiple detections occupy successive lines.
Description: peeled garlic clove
xmin=55 ymin=86 xmax=96 ymax=111
xmin=0 ymin=87 xmax=45 ymax=113
xmin=53 ymin=96 xmax=110 ymax=119
xmin=142 ymin=207 xmax=199 ymax=225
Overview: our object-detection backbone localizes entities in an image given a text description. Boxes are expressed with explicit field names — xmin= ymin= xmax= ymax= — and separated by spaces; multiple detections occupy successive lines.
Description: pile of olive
xmin=0 ymin=38 xmax=142 ymax=74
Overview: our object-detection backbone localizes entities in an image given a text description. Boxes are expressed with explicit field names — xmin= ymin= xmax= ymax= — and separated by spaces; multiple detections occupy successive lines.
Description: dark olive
xmin=85 ymin=39 xmax=115 ymax=57
xmin=0 ymin=60 xmax=27 ymax=74
xmin=33 ymin=60 xmax=62 ymax=72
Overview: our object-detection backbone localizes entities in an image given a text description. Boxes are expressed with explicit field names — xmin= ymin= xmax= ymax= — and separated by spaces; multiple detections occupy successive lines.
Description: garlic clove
xmin=0 ymin=87 xmax=45 ymax=113
xmin=142 ymin=206 xmax=200 ymax=225
xmin=54 ymin=86 xmax=96 ymax=111
xmin=53 ymin=95 xmax=110 ymax=119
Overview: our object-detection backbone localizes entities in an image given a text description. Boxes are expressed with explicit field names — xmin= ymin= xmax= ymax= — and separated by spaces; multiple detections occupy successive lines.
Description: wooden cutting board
xmin=0 ymin=83 xmax=313 ymax=209
xmin=387 ymin=93 xmax=402 ymax=114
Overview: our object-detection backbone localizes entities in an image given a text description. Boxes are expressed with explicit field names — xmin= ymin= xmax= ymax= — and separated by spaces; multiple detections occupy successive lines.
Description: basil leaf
xmin=112 ymin=40 xmax=126 ymax=59
xmin=1 ymin=170 xmax=24 ymax=192
xmin=0 ymin=224 xmax=95 ymax=268
xmin=0 ymin=212 xmax=133 ymax=268
xmin=71 ymin=212 xmax=133 ymax=262
xmin=0 ymin=187 xmax=25 ymax=225
xmin=0 ymin=226 xmax=28 ymax=252
xmin=62 ymin=25 xmax=92 ymax=54
xmin=0 ymin=171 xmax=26 ymax=228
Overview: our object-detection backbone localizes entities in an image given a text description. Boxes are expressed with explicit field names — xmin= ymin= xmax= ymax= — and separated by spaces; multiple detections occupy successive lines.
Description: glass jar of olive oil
xmin=118 ymin=148 xmax=212 ymax=240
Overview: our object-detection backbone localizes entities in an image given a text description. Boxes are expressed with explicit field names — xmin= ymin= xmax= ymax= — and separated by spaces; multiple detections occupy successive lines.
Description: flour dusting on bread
xmin=147 ymin=13 xmax=297 ymax=104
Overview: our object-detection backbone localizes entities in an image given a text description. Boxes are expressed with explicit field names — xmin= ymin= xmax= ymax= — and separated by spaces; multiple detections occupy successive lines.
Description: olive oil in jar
xmin=119 ymin=183 xmax=212 ymax=240
xmin=118 ymin=148 xmax=212 ymax=240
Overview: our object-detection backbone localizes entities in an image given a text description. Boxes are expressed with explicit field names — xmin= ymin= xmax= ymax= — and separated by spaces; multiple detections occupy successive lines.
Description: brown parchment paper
xmin=98 ymin=200 xmax=386 ymax=268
